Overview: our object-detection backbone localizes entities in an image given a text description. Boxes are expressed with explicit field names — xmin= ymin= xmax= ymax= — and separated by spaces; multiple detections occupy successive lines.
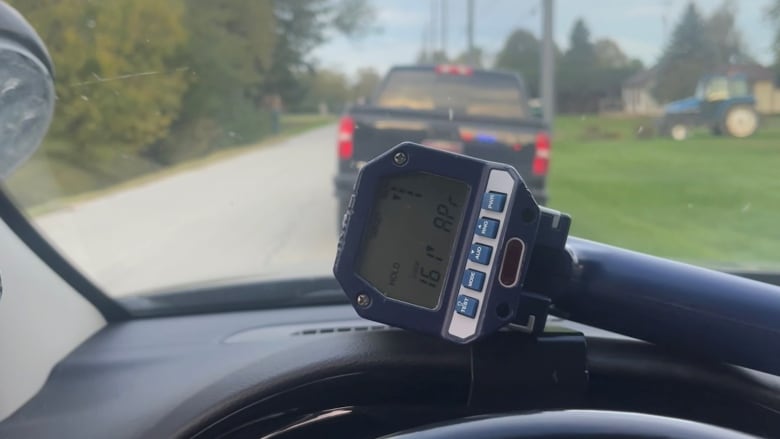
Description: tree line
xmin=10 ymin=0 xmax=374 ymax=165
xmin=314 ymin=1 xmax=780 ymax=116
xmin=413 ymin=18 xmax=645 ymax=114
xmin=12 ymin=0 xmax=780 ymax=163
xmin=493 ymin=0 xmax=771 ymax=113
xmin=494 ymin=21 xmax=643 ymax=113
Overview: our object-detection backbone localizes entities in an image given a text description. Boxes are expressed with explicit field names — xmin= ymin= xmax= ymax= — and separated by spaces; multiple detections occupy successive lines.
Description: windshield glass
xmin=1 ymin=0 xmax=779 ymax=305
xmin=376 ymin=70 xmax=527 ymax=118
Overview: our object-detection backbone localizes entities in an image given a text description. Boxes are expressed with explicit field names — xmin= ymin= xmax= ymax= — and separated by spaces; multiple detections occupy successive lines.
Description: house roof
xmin=712 ymin=63 xmax=775 ymax=82
xmin=623 ymin=63 xmax=775 ymax=89
xmin=623 ymin=66 xmax=659 ymax=88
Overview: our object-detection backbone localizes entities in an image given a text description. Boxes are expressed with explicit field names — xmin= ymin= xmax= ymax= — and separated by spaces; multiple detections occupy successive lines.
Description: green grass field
xmin=547 ymin=115 xmax=780 ymax=268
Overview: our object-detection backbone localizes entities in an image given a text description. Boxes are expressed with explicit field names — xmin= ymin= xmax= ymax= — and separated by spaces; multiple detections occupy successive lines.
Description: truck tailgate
xmin=349 ymin=107 xmax=544 ymax=176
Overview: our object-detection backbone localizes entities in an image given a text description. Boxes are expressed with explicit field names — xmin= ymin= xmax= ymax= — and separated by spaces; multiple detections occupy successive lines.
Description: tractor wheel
xmin=721 ymin=105 xmax=758 ymax=138
xmin=670 ymin=123 xmax=688 ymax=141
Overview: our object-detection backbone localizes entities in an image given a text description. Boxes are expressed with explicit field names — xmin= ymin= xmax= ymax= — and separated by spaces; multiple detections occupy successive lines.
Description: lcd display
xmin=357 ymin=172 xmax=470 ymax=309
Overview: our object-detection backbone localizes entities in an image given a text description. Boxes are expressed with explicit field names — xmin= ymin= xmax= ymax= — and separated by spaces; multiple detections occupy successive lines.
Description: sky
xmin=313 ymin=0 xmax=776 ymax=80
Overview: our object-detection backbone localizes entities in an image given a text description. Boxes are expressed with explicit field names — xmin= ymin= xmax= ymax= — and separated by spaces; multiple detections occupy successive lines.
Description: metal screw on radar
xmin=357 ymin=293 xmax=371 ymax=307
xmin=393 ymin=152 xmax=408 ymax=166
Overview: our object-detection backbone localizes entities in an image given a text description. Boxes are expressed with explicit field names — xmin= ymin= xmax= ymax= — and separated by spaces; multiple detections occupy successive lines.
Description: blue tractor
xmin=658 ymin=73 xmax=759 ymax=140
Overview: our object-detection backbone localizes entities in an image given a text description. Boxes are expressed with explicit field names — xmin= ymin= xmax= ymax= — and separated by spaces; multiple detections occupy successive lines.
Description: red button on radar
xmin=499 ymin=238 xmax=525 ymax=288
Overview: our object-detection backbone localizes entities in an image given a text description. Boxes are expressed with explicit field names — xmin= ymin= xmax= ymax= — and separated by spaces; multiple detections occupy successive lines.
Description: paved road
xmin=34 ymin=124 xmax=341 ymax=296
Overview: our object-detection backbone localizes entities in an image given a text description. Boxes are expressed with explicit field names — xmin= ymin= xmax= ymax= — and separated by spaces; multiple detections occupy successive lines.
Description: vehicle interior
xmin=1 ymin=1 xmax=780 ymax=438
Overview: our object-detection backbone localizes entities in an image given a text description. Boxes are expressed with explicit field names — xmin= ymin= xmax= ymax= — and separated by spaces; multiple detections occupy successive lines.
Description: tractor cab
xmin=660 ymin=73 xmax=758 ymax=140
xmin=693 ymin=73 xmax=751 ymax=102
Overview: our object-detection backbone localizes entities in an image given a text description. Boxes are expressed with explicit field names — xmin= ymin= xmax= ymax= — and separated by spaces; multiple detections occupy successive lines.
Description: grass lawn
xmin=547 ymin=115 xmax=780 ymax=268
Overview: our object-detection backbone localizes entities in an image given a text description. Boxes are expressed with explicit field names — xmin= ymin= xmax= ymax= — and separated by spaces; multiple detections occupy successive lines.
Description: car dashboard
xmin=0 ymin=302 xmax=779 ymax=439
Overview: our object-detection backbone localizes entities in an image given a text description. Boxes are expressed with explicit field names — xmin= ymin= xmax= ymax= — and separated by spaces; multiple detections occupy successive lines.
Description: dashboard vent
xmin=223 ymin=320 xmax=392 ymax=343
xmin=292 ymin=324 xmax=389 ymax=336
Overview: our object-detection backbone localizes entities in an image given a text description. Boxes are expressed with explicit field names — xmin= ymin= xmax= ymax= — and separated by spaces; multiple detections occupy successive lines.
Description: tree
xmin=10 ymin=0 xmax=189 ymax=155
xmin=163 ymin=0 xmax=277 ymax=158
xmin=454 ymin=48 xmax=484 ymax=67
xmin=593 ymin=39 xmax=644 ymax=100
xmin=594 ymin=39 xmax=630 ymax=68
xmin=158 ymin=0 xmax=375 ymax=160
xmin=494 ymin=29 xmax=541 ymax=97
xmin=303 ymin=69 xmax=351 ymax=113
xmin=529 ymin=19 xmax=641 ymax=113
xmin=653 ymin=3 xmax=719 ymax=103
xmin=558 ymin=19 xmax=600 ymax=112
xmin=561 ymin=18 xmax=598 ymax=88
xmin=705 ymin=0 xmax=752 ymax=65
xmin=494 ymin=21 xmax=639 ymax=113
xmin=765 ymin=0 xmax=780 ymax=80
xmin=351 ymin=68 xmax=382 ymax=103
xmin=265 ymin=0 xmax=376 ymax=110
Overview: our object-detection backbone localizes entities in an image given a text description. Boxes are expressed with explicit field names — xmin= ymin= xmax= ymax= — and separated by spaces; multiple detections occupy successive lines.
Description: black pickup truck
xmin=334 ymin=64 xmax=550 ymax=221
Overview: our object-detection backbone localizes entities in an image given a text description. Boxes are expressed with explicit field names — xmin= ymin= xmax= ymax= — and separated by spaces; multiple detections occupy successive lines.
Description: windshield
xmin=1 ymin=0 xmax=779 ymax=308
xmin=376 ymin=69 xmax=527 ymax=118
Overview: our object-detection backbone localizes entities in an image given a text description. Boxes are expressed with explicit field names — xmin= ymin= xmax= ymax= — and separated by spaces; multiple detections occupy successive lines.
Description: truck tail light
xmin=532 ymin=131 xmax=550 ymax=176
xmin=338 ymin=116 xmax=354 ymax=160
xmin=435 ymin=64 xmax=473 ymax=76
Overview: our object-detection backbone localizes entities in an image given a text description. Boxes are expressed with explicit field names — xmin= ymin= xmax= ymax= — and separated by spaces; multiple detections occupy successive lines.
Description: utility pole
xmin=441 ymin=0 xmax=448 ymax=57
xmin=431 ymin=0 xmax=438 ymax=59
xmin=541 ymin=0 xmax=555 ymax=127
xmin=467 ymin=0 xmax=475 ymax=53
xmin=420 ymin=29 xmax=428 ymax=63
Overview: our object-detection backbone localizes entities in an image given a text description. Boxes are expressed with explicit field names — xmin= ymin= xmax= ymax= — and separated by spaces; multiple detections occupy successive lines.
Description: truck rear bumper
xmin=334 ymin=173 xmax=549 ymax=206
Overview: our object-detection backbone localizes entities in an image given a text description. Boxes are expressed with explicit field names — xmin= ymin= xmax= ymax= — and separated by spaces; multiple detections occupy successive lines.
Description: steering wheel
xmin=382 ymin=410 xmax=760 ymax=439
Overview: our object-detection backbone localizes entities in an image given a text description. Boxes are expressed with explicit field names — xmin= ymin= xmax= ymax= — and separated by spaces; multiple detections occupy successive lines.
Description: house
xmin=621 ymin=63 xmax=780 ymax=116
xmin=713 ymin=64 xmax=780 ymax=114
xmin=622 ymin=67 xmax=663 ymax=116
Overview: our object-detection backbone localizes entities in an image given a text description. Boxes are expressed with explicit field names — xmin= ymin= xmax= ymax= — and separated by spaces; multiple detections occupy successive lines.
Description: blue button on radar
xmin=468 ymin=243 xmax=493 ymax=265
xmin=455 ymin=294 xmax=479 ymax=318
xmin=462 ymin=269 xmax=486 ymax=291
xmin=482 ymin=191 xmax=507 ymax=212
xmin=475 ymin=217 xmax=500 ymax=238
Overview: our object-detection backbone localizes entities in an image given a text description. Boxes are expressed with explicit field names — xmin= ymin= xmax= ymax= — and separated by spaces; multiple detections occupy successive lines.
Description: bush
xmin=10 ymin=0 xmax=189 ymax=155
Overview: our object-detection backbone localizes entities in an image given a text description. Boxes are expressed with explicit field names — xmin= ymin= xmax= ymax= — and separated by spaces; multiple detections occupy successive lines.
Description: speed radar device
xmin=334 ymin=142 xmax=570 ymax=343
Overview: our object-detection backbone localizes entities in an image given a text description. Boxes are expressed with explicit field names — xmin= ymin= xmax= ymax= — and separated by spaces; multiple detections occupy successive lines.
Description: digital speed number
xmin=357 ymin=172 xmax=470 ymax=309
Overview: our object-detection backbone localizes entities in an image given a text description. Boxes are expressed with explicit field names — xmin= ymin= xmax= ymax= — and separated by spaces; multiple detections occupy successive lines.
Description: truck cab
xmin=335 ymin=65 xmax=550 ymax=223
